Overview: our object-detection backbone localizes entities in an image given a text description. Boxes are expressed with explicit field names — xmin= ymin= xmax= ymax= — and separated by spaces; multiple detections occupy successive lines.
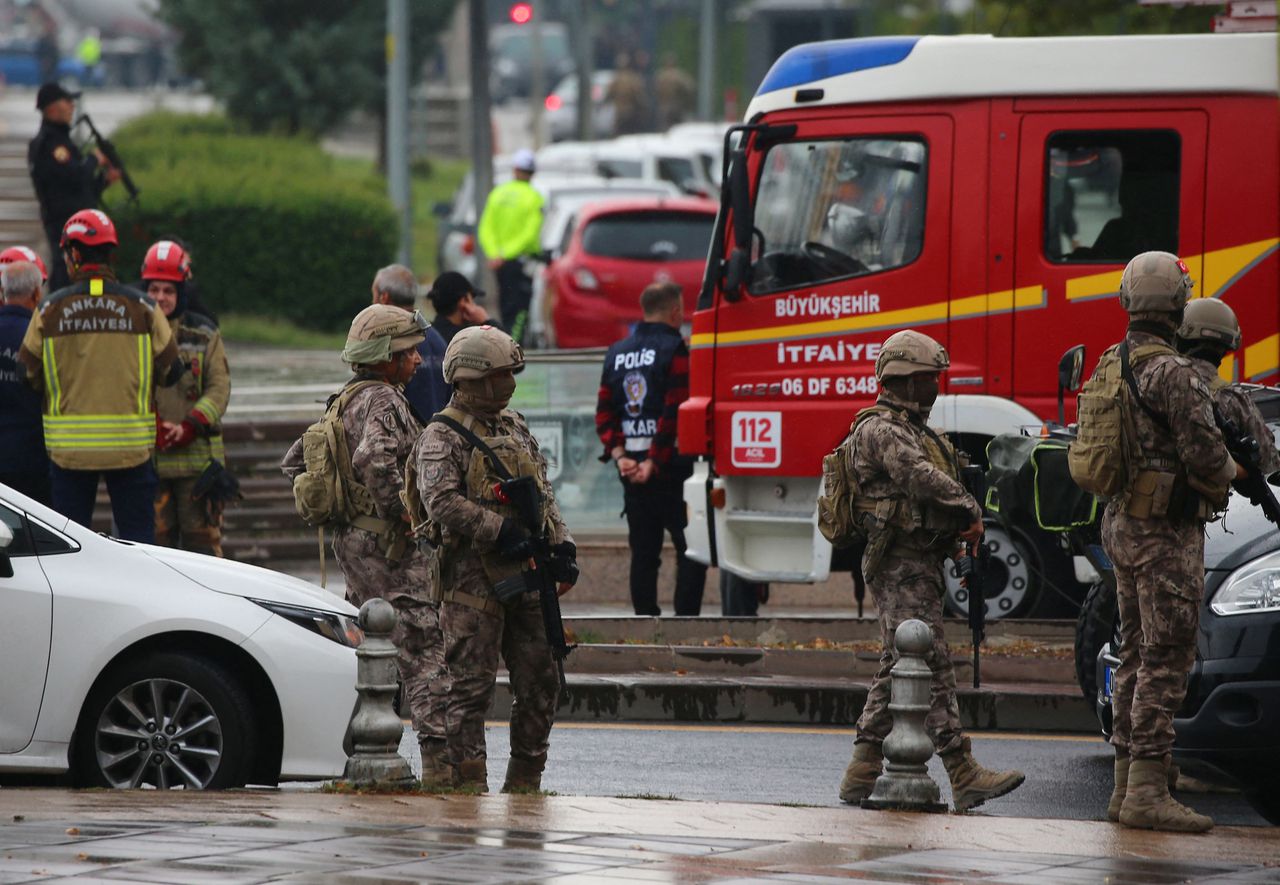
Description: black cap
xmin=36 ymin=82 xmax=80 ymax=110
xmin=427 ymin=271 xmax=483 ymax=314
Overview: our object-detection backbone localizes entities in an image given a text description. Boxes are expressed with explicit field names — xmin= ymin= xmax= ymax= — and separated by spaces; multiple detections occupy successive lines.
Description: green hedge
xmin=104 ymin=112 xmax=395 ymax=331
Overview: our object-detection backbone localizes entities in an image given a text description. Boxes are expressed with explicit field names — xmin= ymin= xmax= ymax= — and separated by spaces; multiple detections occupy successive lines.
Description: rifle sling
xmin=1119 ymin=341 xmax=1171 ymax=432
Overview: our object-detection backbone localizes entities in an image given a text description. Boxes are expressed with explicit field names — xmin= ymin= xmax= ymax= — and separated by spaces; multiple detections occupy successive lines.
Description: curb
xmin=491 ymin=673 xmax=1097 ymax=732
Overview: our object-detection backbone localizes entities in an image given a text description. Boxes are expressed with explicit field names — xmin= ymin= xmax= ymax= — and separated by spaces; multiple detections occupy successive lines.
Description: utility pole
xmin=569 ymin=0 xmax=592 ymax=140
xmin=468 ymin=0 xmax=495 ymax=282
xmin=386 ymin=0 xmax=412 ymax=265
xmin=697 ymin=0 xmax=716 ymax=121
xmin=530 ymin=9 xmax=546 ymax=148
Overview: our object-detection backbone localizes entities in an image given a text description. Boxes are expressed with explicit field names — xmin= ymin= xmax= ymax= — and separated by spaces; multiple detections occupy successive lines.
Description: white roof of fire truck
xmin=746 ymin=33 xmax=1279 ymax=119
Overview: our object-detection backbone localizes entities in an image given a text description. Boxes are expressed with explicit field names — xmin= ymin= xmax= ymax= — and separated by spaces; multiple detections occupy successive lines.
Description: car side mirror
xmin=1057 ymin=344 xmax=1086 ymax=426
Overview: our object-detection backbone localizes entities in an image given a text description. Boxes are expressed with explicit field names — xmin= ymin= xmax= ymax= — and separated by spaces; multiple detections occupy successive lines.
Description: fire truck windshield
xmin=748 ymin=137 xmax=926 ymax=295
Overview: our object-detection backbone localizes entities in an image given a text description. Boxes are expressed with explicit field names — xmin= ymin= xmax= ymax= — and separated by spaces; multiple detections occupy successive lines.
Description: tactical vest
xmin=403 ymin=407 xmax=555 ymax=607
xmin=849 ymin=404 xmax=966 ymax=544
xmin=600 ymin=322 xmax=684 ymax=458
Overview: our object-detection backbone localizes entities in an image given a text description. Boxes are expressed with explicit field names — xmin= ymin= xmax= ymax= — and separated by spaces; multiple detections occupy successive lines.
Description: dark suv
xmin=1081 ymin=386 xmax=1280 ymax=825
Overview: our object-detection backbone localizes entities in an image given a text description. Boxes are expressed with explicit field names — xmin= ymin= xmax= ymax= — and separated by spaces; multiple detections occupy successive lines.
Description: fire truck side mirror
xmin=723 ymin=248 xmax=749 ymax=301
xmin=722 ymin=146 xmax=754 ymax=303
xmin=1058 ymin=345 xmax=1086 ymax=393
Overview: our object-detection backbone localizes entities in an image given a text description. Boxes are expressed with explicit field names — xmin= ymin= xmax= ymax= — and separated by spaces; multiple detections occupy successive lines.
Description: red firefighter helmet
xmin=60 ymin=209 xmax=118 ymax=249
xmin=140 ymin=240 xmax=191 ymax=283
xmin=0 ymin=245 xmax=48 ymax=282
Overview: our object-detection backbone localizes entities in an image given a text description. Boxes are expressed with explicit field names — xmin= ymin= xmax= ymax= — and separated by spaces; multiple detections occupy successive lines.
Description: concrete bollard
xmin=861 ymin=618 xmax=947 ymax=813
xmin=342 ymin=598 xmax=414 ymax=786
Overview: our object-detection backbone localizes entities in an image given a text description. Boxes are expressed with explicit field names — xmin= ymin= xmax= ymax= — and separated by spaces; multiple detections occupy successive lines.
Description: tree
xmin=159 ymin=0 xmax=459 ymax=135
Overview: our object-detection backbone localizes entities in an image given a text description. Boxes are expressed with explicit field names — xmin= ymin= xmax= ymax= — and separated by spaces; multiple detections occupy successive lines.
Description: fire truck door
xmin=1012 ymin=108 xmax=1208 ymax=419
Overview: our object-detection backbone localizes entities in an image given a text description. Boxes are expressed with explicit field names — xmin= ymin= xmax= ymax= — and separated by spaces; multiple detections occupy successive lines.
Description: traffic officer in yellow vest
xmin=407 ymin=325 xmax=577 ymax=793
xmin=281 ymin=305 xmax=452 ymax=788
xmin=837 ymin=329 xmax=1025 ymax=812
xmin=1176 ymin=298 xmax=1280 ymax=477
xmin=18 ymin=209 xmax=178 ymax=542
xmin=478 ymin=149 xmax=543 ymax=345
xmin=144 ymin=240 xmax=232 ymax=556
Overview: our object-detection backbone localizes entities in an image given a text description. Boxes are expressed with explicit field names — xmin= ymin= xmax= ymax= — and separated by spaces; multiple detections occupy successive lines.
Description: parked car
xmin=596 ymin=135 xmax=719 ymax=198
xmin=546 ymin=70 xmax=616 ymax=142
xmin=544 ymin=196 xmax=717 ymax=349
xmin=0 ymin=38 xmax=101 ymax=87
xmin=0 ymin=483 xmax=357 ymax=789
xmin=528 ymin=179 xmax=683 ymax=347
xmin=1077 ymin=385 xmax=1280 ymax=825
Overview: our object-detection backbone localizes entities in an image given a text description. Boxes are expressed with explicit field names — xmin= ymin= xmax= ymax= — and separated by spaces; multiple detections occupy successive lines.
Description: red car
xmin=545 ymin=197 xmax=717 ymax=348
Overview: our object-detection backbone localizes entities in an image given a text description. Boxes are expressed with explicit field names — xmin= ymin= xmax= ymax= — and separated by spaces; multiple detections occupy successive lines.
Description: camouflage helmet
xmin=341 ymin=304 xmax=426 ymax=365
xmin=443 ymin=324 xmax=524 ymax=383
xmin=875 ymin=329 xmax=950 ymax=381
xmin=1119 ymin=251 xmax=1193 ymax=314
xmin=1178 ymin=298 xmax=1241 ymax=351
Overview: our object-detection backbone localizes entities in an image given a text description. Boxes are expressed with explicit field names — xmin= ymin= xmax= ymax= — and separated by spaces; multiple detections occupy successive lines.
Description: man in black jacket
xmin=28 ymin=83 xmax=119 ymax=291
xmin=595 ymin=282 xmax=706 ymax=616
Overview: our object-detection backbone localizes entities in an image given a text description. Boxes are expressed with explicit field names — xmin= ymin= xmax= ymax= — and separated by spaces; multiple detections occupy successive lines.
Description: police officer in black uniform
xmin=28 ymin=83 xmax=119 ymax=292
xmin=595 ymin=282 xmax=707 ymax=616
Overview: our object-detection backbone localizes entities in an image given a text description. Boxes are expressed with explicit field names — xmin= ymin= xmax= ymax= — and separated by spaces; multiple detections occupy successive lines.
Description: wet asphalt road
xmin=399 ymin=723 xmax=1272 ymax=828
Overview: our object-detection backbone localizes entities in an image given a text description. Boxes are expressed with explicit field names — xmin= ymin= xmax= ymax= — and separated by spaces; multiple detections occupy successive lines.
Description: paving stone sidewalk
xmin=0 ymin=790 xmax=1275 ymax=884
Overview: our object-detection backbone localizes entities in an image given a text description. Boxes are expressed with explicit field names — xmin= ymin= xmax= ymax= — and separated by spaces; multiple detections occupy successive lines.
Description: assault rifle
xmin=492 ymin=475 xmax=576 ymax=688
xmin=956 ymin=465 xmax=991 ymax=689
xmin=76 ymin=114 xmax=139 ymax=201
xmin=1214 ymin=407 xmax=1280 ymax=527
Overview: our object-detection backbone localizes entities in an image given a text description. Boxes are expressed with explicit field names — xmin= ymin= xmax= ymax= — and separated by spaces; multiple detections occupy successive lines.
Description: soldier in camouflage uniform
xmin=1177 ymin=298 xmax=1280 ymax=477
xmin=408 ymin=325 xmax=578 ymax=793
xmin=1102 ymin=252 xmax=1239 ymax=833
xmin=837 ymin=329 xmax=1025 ymax=813
xmin=281 ymin=304 xmax=452 ymax=788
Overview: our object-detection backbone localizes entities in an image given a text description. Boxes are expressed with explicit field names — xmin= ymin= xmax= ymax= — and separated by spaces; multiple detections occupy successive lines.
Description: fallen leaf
xmin=65 ymin=827 xmax=79 ymax=836
xmin=11 ymin=815 xmax=22 ymax=822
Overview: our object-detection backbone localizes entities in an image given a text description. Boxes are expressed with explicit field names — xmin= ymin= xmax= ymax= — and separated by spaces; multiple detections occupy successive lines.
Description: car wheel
xmin=720 ymin=571 xmax=765 ymax=616
xmin=75 ymin=652 xmax=257 ymax=790
xmin=1074 ymin=580 xmax=1117 ymax=702
xmin=944 ymin=521 xmax=1039 ymax=620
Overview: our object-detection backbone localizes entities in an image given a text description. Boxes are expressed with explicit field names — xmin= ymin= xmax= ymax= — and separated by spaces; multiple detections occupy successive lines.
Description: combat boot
xmin=940 ymin=737 xmax=1026 ymax=812
xmin=1118 ymin=758 xmax=1212 ymax=833
xmin=419 ymin=739 xmax=455 ymax=791
xmin=1107 ymin=748 xmax=1129 ymax=822
xmin=456 ymin=757 xmax=489 ymax=793
xmin=501 ymin=753 xmax=547 ymax=793
xmin=838 ymin=741 xmax=883 ymax=804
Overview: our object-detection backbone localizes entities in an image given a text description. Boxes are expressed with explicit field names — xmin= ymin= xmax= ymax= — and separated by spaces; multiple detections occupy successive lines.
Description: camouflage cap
xmin=1178 ymin=297 xmax=1241 ymax=351
xmin=1119 ymin=251 xmax=1193 ymax=314
xmin=443 ymin=324 xmax=524 ymax=383
xmin=341 ymin=304 xmax=426 ymax=365
xmin=875 ymin=329 xmax=950 ymax=381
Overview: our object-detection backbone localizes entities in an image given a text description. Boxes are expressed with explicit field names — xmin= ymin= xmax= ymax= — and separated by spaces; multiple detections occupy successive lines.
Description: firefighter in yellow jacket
xmin=144 ymin=240 xmax=232 ymax=556
xmin=18 ymin=209 xmax=178 ymax=542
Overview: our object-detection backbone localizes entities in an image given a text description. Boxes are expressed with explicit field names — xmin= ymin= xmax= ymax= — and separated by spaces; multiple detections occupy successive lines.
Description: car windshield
xmin=598 ymin=157 xmax=644 ymax=179
xmin=581 ymin=211 xmax=713 ymax=261
xmin=749 ymin=137 xmax=927 ymax=294
xmin=495 ymin=30 xmax=569 ymax=64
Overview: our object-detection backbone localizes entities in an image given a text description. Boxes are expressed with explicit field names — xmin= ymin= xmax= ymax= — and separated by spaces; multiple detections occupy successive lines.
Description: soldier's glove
xmin=550 ymin=541 xmax=579 ymax=587
xmin=496 ymin=518 xmax=532 ymax=559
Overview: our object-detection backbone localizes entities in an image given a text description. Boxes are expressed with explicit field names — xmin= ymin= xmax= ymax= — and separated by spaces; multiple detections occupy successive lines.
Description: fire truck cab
xmin=680 ymin=33 xmax=1279 ymax=614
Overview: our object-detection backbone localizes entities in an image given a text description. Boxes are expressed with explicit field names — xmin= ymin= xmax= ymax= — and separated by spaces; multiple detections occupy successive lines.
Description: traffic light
xmin=509 ymin=2 xmax=533 ymax=24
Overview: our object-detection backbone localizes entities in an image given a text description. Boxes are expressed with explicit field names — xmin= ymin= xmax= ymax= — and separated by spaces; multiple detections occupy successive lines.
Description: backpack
xmin=291 ymin=381 xmax=381 ymax=527
xmin=817 ymin=407 xmax=894 ymax=548
xmin=1068 ymin=342 xmax=1172 ymax=498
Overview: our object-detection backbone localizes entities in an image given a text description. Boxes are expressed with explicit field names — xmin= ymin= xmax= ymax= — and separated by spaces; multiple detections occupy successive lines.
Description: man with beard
xmin=835 ymin=329 xmax=1025 ymax=812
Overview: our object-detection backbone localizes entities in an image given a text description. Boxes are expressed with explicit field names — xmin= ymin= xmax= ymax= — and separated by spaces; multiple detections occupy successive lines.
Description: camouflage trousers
xmin=440 ymin=592 xmax=560 ymax=767
xmin=334 ymin=527 xmax=446 ymax=746
xmin=1103 ymin=508 xmax=1203 ymax=760
xmin=155 ymin=475 xmax=222 ymax=557
xmin=855 ymin=548 xmax=964 ymax=755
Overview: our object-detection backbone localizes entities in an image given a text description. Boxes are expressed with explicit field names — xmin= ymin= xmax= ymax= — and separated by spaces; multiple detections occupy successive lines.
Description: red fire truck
xmin=679 ymin=32 xmax=1279 ymax=617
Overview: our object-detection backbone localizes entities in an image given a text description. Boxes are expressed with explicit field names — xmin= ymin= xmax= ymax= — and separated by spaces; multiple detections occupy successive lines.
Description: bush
xmin=105 ymin=113 xmax=395 ymax=331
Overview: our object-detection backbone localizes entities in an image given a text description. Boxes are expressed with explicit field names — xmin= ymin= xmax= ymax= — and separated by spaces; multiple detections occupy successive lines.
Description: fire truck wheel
xmin=943 ymin=521 xmax=1040 ymax=621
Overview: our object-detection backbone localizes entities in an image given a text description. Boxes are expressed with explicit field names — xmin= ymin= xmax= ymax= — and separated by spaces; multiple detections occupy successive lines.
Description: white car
xmin=0 ymin=483 xmax=357 ymax=789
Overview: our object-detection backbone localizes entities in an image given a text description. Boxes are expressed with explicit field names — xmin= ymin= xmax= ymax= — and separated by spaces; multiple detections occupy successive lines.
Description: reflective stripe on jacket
xmin=19 ymin=275 xmax=177 ymax=470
